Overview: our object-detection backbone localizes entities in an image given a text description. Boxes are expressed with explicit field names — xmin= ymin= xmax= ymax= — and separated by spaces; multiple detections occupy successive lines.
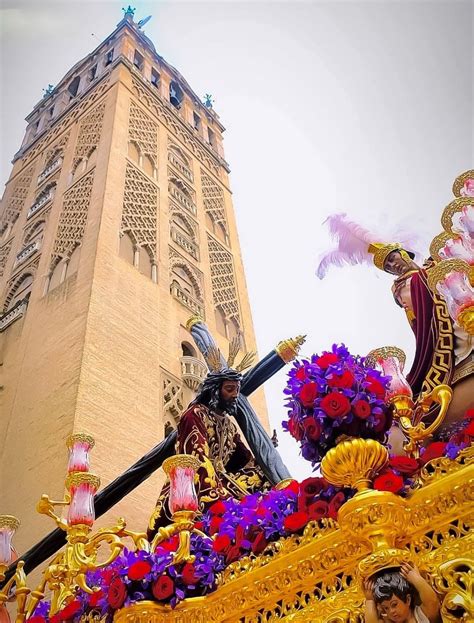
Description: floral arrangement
xmin=283 ymin=344 xmax=392 ymax=466
xmin=26 ymin=480 xmax=350 ymax=622
xmin=373 ymin=409 xmax=474 ymax=495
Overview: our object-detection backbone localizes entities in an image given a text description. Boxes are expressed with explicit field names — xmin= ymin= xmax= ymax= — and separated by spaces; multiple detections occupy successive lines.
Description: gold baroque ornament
xmin=452 ymin=169 xmax=474 ymax=197
xmin=429 ymin=231 xmax=455 ymax=262
xmin=365 ymin=346 xmax=406 ymax=370
xmin=441 ymin=196 xmax=474 ymax=233
xmin=433 ymin=557 xmax=474 ymax=622
xmin=426 ymin=258 xmax=472 ymax=293
xmin=275 ymin=336 xmax=306 ymax=363
xmin=66 ymin=433 xmax=95 ymax=449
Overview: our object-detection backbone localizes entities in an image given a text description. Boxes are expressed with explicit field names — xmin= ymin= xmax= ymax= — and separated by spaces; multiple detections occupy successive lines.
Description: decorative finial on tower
xmin=122 ymin=5 xmax=136 ymax=20
xmin=203 ymin=94 xmax=214 ymax=109
xmin=43 ymin=84 xmax=54 ymax=97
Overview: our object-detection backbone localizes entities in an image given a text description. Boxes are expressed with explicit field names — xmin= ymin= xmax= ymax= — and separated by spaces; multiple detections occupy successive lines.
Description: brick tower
xmin=0 ymin=8 xmax=269 ymax=554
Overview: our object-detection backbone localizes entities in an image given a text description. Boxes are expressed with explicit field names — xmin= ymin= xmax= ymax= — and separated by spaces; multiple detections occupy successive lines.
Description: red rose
xmin=88 ymin=589 xmax=104 ymax=608
xmin=209 ymin=500 xmax=226 ymax=515
xmin=209 ymin=515 xmax=224 ymax=534
xmin=251 ymin=532 xmax=268 ymax=555
xmin=127 ymin=560 xmax=152 ymax=581
xmin=283 ymin=511 xmax=309 ymax=533
xmin=367 ymin=376 xmax=386 ymax=400
xmin=152 ymin=575 xmax=175 ymax=601
xmin=300 ymin=477 xmax=326 ymax=497
xmin=300 ymin=382 xmax=319 ymax=407
xmin=373 ymin=412 xmax=387 ymax=432
xmin=373 ymin=470 xmax=404 ymax=493
xmin=328 ymin=370 xmax=354 ymax=389
xmin=212 ymin=534 xmax=231 ymax=554
xmin=303 ymin=417 xmax=322 ymax=441
xmin=389 ymin=456 xmax=420 ymax=475
xmin=307 ymin=500 xmax=329 ymax=521
xmin=108 ymin=577 xmax=127 ymax=609
xmin=288 ymin=417 xmax=304 ymax=441
xmin=181 ymin=562 xmax=199 ymax=585
xmin=225 ymin=545 xmax=241 ymax=563
xmin=420 ymin=442 xmax=447 ymax=465
xmin=328 ymin=491 xmax=346 ymax=519
xmin=464 ymin=420 xmax=474 ymax=436
xmin=100 ymin=569 xmax=116 ymax=584
xmin=353 ymin=399 xmax=371 ymax=419
xmin=295 ymin=367 xmax=307 ymax=380
xmin=54 ymin=599 xmax=82 ymax=620
xmin=320 ymin=392 xmax=351 ymax=419
xmin=158 ymin=535 xmax=179 ymax=552
xmin=316 ymin=353 xmax=339 ymax=369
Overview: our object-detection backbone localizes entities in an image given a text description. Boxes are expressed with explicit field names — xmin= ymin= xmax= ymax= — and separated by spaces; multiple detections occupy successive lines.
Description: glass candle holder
xmin=65 ymin=473 xmax=100 ymax=527
xmin=366 ymin=347 xmax=413 ymax=402
xmin=66 ymin=433 xmax=95 ymax=473
xmin=163 ymin=454 xmax=201 ymax=515
xmin=0 ymin=516 xmax=19 ymax=567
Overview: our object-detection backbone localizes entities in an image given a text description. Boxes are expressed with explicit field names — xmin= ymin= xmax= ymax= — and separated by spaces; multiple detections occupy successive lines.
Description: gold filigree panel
xmin=207 ymin=234 xmax=240 ymax=323
xmin=51 ymin=170 xmax=94 ymax=265
xmin=129 ymin=100 xmax=158 ymax=160
xmin=121 ymin=162 xmax=158 ymax=259
xmin=201 ymin=170 xmax=228 ymax=235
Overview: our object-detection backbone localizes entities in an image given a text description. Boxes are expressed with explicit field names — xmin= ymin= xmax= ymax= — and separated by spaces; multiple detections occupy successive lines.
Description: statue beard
xmin=217 ymin=396 xmax=238 ymax=417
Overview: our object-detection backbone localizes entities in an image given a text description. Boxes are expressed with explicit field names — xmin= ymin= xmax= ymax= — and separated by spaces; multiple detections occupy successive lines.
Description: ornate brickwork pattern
xmin=121 ymin=162 xmax=158 ymax=259
xmin=51 ymin=170 xmax=94 ymax=265
xmin=3 ymin=256 xmax=40 ymax=311
xmin=0 ymin=166 xmax=35 ymax=231
xmin=72 ymin=102 xmax=106 ymax=170
xmin=207 ymin=235 xmax=241 ymax=322
xmin=44 ymin=131 xmax=70 ymax=169
xmin=0 ymin=239 xmax=13 ymax=278
xmin=21 ymin=78 xmax=110 ymax=165
xmin=201 ymin=170 xmax=228 ymax=235
xmin=169 ymin=247 xmax=203 ymax=300
xmin=168 ymin=140 xmax=194 ymax=183
xmin=129 ymin=100 xmax=158 ymax=160
xmin=131 ymin=77 xmax=223 ymax=176
xmin=161 ymin=370 xmax=184 ymax=420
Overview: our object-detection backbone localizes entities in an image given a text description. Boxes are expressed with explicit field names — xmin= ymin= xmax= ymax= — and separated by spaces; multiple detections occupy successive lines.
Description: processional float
xmin=1 ymin=171 xmax=473 ymax=622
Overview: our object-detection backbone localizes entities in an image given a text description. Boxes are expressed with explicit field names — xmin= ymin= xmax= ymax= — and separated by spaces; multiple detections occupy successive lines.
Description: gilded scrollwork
xmin=433 ymin=557 xmax=474 ymax=622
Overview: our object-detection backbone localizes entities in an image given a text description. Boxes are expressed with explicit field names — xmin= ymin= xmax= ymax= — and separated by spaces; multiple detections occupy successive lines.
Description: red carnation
xmin=88 ymin=589 xmax=104 ymax=608
xmin=288 ymin=417 xmax=304 ymax=441
xmin=194 ymin=521 xmax=204 ymax=531
xmin=316 ymin=353 xmax=339 ymax=369
xmin=181 ymin=562 xmax=199 ymax=585
xmin=108 ymin=577 xmax=127 ymax=609
xmin=283 ymin=511 xmax=309 ymax=533
xmin=212 ymin=534 xmax=231 ymax=554
xmin=209 ymin=500 xmax=226 ymax=515
xmin=367 ymin=376 xmax=386 ymax=400
xmin=158 ymin=535 xmax=179 ymax=552
xmin=328 ymin=491 xmax=346 ymax=519
xmin=307 ymin=500 xmax=329 ymax=521
xmin=251 ymin=532 xmax=268 ymax=555
xmin=373 ymin=470 xmax=404 ymax=493
xmin=303 ymin=416 xmax=322 ymax=441
xmin=389 ymin=456 xmax=420 ymax=475
xmin=353 ymin=399 xmax=371 ymax=419
xmin=320 ymin=392 xmax=351 ymax=419
xmin=209 ymin=515 xmax=224 ymax=534
xmin=300 ymin=382 xmax=319 ymax=407
xmin=328 ymin=370 xmax=354 ymax=389
xmin=127 ymin=560 xmax=152 ymax=581
xmin=295 ymin=367 xmax=307 ymax=381
xmin=54 ymin=599 xmax=82 ymax=621
xmin=152 ymin=575 xmax=175 ymax=601
xmin=465 ymin=420 xmax=474 ymax=436
xmin=420 ymin=442 xmax=447 ymax=465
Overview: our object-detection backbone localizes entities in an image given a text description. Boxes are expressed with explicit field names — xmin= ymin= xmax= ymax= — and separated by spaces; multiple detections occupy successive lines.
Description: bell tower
xmin=0 ymin=9 xmax=269 ymax=553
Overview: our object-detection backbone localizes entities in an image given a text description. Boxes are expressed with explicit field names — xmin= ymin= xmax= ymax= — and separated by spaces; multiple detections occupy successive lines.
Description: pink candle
xmin=0 ymin=516 xmax=19 ymax=566
xmin=163 ymin=455 xmax=200 ymax=514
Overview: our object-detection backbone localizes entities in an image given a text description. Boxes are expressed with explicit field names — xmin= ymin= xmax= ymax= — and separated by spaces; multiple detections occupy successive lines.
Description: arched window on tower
xmin=68 ymin=76 xmax=81 ymax=99
xmin=227 ymin=318 xmax=241 ymax=342
xmin=181 ymin=341 xmax=197 ymax=358
xmin=128 ymin=141 xmax=140 ymax=165
xmin=4 ymin=273 xmax=34 ymax=312
xmin=119 ymin=232 xmax=135 ymax=266
xmin=48 ymin=258 xmax=67 ymax=292
xmin=215 ymin=306 xmax=227 ymax=337
xmin=65 ymin=245 xmax=81 ymax=279
xmin=171 ymin=265 xmax=196 ymax=297
xmin=142 ymin=155 xmax=155 ymax=179
xmin=138 ymin=247 xmax=153 ymax=278
xmin=169 ymin=81 xmax=184 ymax=109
